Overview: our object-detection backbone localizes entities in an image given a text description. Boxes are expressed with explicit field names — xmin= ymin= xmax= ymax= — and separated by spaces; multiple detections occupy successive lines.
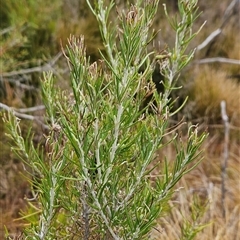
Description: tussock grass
xmin=188 ymin=66 xmax=240 ymax=126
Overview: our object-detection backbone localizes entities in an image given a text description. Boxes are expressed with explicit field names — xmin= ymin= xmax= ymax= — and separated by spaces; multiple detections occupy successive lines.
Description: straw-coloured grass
xmin=152 ymin=134 xmax=240 ymax=239
xmin=188 ymin=66 xmax=240 ymax=126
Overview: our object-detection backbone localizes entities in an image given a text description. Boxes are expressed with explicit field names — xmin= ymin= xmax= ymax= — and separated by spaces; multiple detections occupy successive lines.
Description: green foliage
xmin=3 ymin=0 xmax=207 ymax=239
xmin=0 ymin=0 xmax=61 ymax=73
xmin=180 ymin=196 xmax=211 ymax=240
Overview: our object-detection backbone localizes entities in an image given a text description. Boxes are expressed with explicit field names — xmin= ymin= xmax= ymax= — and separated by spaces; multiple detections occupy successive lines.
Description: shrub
xmin=4 ymin=0 xmax=207 ymax=239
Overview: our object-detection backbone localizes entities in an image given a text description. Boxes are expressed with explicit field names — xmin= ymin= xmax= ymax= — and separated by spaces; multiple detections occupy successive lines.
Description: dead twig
xmin=196 ymin=29 xmax=222 ymax=51
xmin=220 ymin=100 xmax=230 ymax=219
xmin=194 ymin=57 xmax=240 ymax=65
xmin=1 ymin=52 xmax=62 ymax=77
xmin=0 ymin=102 xmax=49 ymax=130
xmin=0 ymin=26 xmax=14 ymax=36
xmin=17 ymin=105 xmax=45 ymax=113
xmin=196 ymin=0 xmax=239 ymax=51
xmin=1 ymin=77 xmax=39 ymax=90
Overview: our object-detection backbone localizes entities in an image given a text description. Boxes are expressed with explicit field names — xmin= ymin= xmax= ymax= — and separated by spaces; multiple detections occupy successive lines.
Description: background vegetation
xmin=0 ymin=0 xmax=239 ymax=239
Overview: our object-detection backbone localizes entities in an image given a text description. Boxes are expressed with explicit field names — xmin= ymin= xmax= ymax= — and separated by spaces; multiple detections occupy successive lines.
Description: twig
xmin=0 ymin=102 xmax=48 ymax=130
xmin=1 ymin=77 xmax=39 ymax=90
xmin=1 ymin=52 xmax=62 ymax=77
xmin=220 ymin=100 xmax=230 ymax=219
xmin=0 ymin=26 xmax=14 ymax=36
xmin=196 ymin=0 xmax=239 ymax=51
xmin=221 ymin=0 xmax=240 ymax=28
xmin=0 ymin=102 xmax=35 ymax=120
xmin=196 ymin=29 xmax=222 ymax=51
xmin=17 ymin=105 xmax=45 ymax=113
xmin=194 ymin=57 xmax=240 ymax=65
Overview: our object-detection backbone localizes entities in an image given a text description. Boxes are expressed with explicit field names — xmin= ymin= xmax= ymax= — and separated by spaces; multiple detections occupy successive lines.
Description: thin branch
xmin=196 ymin=0 xmax=239 ymax=51
xmin=0 ymin=102 xmax=35 ymax=120
xmin=0 ymin=26 xmax=14 ymax=36
xmin=17 ymin=105 xmax=45 ymax=113
xmin=194 ymin=57 xmax=240 ymax=65
xmin=220 ymin=100 xmax=230 ymax=219
xmin=0 ymin=102 xmax=48 ymax=130
xmin=221 ymin=0 xmax=240 ymax=28
xmin=1 ymin=52 xmax=62 ymax=77
xmin=196 ymin=29 xmax=222 ymax=51
xmin=1 ymin=77 xmax=39 ymax=90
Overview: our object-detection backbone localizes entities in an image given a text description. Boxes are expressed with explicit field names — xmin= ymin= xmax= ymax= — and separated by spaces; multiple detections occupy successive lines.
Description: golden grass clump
xmin=188 ymin=66 xmax=240 ymax=126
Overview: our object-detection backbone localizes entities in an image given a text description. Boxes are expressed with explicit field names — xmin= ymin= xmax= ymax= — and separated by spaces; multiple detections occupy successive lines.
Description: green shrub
xmin=4 ymin=0 xmax=207 ymax=239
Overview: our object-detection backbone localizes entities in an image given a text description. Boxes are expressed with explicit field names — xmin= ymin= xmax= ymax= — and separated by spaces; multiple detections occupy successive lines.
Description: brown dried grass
xmin=188 ymin=66 xmax=240 ymax=126
xmin=152 ymin=133 xmax=240 ymax=239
